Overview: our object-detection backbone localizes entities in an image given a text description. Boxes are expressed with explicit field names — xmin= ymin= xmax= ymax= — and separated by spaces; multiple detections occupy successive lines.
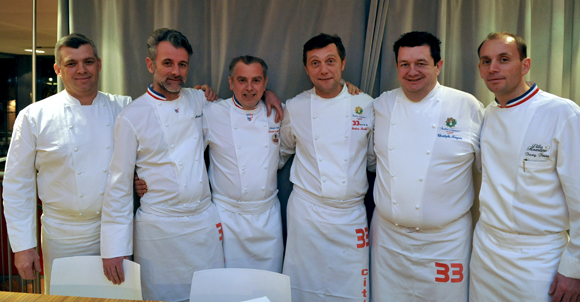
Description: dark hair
xmin=302 ymin=33 xmax=346 ymax=66
xmin=393 ymin=31 xmax=442 ymax=64
xmin=477 ymin=32 xmax=527 ymax=60
xmin=147 ymin=28 xmax=193 ymax=61
xmin=54 ymin=33 xmax=99 ymax=67
xmin=228 ymin=55 xmax=268 ymax=78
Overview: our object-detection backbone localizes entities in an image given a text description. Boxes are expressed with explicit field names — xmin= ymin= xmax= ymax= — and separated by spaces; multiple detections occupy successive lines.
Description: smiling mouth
xmin=405 ymin=78 xmax=423 ymax=82
xmin=243 ymin=93 xmax=257 ymax=98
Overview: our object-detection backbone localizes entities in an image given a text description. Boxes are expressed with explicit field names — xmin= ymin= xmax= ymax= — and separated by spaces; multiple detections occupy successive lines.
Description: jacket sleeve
xmin=279 ymin=102 xmax=295 ymax=169
xmin=100 ymin=116 xmax=138 ymax=259
xmin=556 ymin=113 xmax=580 ymax=279
xmin=2 ymin=109 xmax=39 ymax=252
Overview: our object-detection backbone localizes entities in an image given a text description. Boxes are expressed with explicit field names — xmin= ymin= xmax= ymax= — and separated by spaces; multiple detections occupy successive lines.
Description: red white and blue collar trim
xmin=147 ymin=83 xmax=167 ymax=101
xmin=232 ymin=95 xmax=259 ymax=110
xmin=495 ymin=83 xmax=539 ymax=108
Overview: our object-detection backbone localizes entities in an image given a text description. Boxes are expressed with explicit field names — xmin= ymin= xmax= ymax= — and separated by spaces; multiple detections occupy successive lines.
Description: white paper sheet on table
xmin=241 ymin=297 xmax=271 ymax=302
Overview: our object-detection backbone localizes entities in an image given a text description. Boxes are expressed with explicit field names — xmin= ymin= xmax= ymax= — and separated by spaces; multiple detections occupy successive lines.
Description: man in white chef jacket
xmin=371 ymin=31 xmax=484 ymax=301
xmin=98 ymin=28 xmax=226 ymax=302
xmin=2 ymin=33 xmax=135 ymax=294
xmin=203 ymin=55 xmax=283 ymax=272
xmin=280 ymin=33 xmax=375 ymax=302
xmin=470 ymin=32 xmax=580 ymax=302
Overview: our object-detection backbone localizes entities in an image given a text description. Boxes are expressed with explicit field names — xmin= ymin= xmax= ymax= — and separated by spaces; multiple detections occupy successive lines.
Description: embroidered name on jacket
xmin=437 ymin=117 xmax=463 ymax=140
xmin=525 ymin=143 xmax=550 ymax=158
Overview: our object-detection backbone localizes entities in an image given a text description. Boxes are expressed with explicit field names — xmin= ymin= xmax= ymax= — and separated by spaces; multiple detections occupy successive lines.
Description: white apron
xmin=283 ymin=187 xmax=370 ymax=302
xmin=469 ymin=222 xmax=568 ymax=302
xmin=371 ymin=210 xmax=472 ymax=301
xmin=213 ymin=192 xmax=284 ymax=272
xmin=134 ymin=197 xmax=224 ymax=302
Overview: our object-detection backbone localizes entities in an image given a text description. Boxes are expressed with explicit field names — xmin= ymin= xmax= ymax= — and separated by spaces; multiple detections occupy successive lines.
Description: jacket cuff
xmin=558 ymin=251 xmax=580 ymax=279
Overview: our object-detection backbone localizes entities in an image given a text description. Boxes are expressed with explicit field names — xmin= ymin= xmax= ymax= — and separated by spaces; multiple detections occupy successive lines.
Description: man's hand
xmin=134 ymin=175 xmax=147 ymax=197
xmin=549 ymin=272 xmax=580 ymax=302
xmin=194 ymin=84 xmax=218 ymax=102
xmin=345 ymin=80 xmax=362 ymax=95
xmin=263 ymin=90 xmax=284 ymax=122
xmin=103 ymin=256 xmax=129 ymax=285
xmin=14 ymin=248 xmax=41 ymax=280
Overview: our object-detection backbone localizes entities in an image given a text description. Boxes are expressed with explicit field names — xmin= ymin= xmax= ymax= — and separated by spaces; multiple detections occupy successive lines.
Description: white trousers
xmin=469 ymin=222 xmax=568 ymax=302
xmin=134 ymin=202 xmax=224 ymax=302
xmin=371 ymin=210 xmax=472 ymax=302
xmin=282 ymin=187 xmax=370 ymax=302
xmin=213 ymin=192 xmax=284 ymax=272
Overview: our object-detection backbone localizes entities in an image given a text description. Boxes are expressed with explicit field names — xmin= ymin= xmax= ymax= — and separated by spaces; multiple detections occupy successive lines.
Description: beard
xmin=153 ymin=66 xmax=184 ymax=94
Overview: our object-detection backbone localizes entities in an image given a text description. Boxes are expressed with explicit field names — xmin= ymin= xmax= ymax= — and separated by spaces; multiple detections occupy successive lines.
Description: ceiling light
xmin=24 ymin=49 xmax=46 ymax=53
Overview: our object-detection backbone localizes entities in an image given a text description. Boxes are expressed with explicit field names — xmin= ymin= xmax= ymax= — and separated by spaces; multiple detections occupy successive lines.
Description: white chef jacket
xmin=3 ymin=90 xmax=130 ymax=293
xmin=279 ymin=84 xmax=375 ymax=197
xmin=477 ymin=83 xmax=580 ymax=278
xmin=203 ymin=97 xmax=283 ymax=272
xmin=3 ymin=90 xmax=130 ymax=251
xmin=101 ymin=86 xmax=223 ymax=301
xmin=373 ymin=83 xmax=484 ymax=229
xmin=280 ymin=85 xmax=374 ymax=301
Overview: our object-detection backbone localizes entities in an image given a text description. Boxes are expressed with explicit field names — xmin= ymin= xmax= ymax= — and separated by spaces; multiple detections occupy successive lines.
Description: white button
xmin=432 ymin=124 xmax=436 ymax=128
xmin=263 ymin=124 xmax=267 ymax=127
xmin=102 ymin=103 xmax=105 ymax=106
xmin=102 ymin=169 xmax=107 ymax=173
xmin=199 ymin=180 xmax=203 ymax=183
xmin=396 ymin=100 xmax=399 ymax=103
xmin=74 ymin=147 xmax=78 ymax=152
xmin=389 ymin=147 xmax=393 ymax=151
xmin=237 ymin=146 xmax=241 ymax=149
xmin=194 ymin=136 xmax=197 ymax=139
xmin=96 ymin=211 xmax=100 ymax=214
xmin=158 ymin=103 xmax=162 ymax=106
xmin=426 ymin=151 xmax=430 ymax=155
xmin=319 ymin=158 xmax=323 ymax=161
xmin=234 ymin=126 xmax=238 ymax=130
xmin=244 ymin=188 xmax=248 ymax=192
xmin=344 ymin=158 xmax=347 ymax=161
xmin=391 ymin=122 xmax=395 ymax=125
xmin=68 ymin=125 xmax=73 ymax=129
xmin=263 ymin=166 xmax=267 ymax=169
xmin=190 ymin=115 xmax=193 ymax=119
xmin=106 ymin=123 xmax=109 ymax=126
xmin=393 ymin=201 xmax=397 ymax=204
xmin=322 ymin=178 xmax=327 ymax=182
xmin=165 ymin=123 xmax=169 ymax=127
xmin=261 ymin=187 xmax=265 ymax=191
xmin=197 ymin=200 xmax=201 ymax=203
xmin=171 ymin=144 xmax=174 ymax=148
xmin=242 ymin=167 xmax=246 ymax=171
xmin=195 ymin=157 xmax=199 ymax=161
xmin=391 ymin=174 xmax=395 ymax=178
xmin=416 ymin=205 xmax=420 ymax=209
xmin=265 ymin=145 xmax=268 ymax=148
xmin=342 ymin=180 xmax=346 ymax=184
xmin=313 ymin=116 xmax=317 ymax=119
xmin=66 ymin=105 xmax=70 ymax=108
xmin=345 ymin=114 xmax=348 ymax=117
xmin=315 ymin=136 xmax=319 ymax=140
xmin=345 ymin=135 xmax=348 ymax=138
xmin=179 ymin=162 xmax=183 ymax=166
xmin=80 ymin=194 xmax=84 ymax=198
xmin=77 ymin=172 xmax=82 ymax=175
xmin=184 ymin=184 xmax=188 ymax=187
xmin=395 ymin=223 xmax=399 ymax=226
xmin=100 ymin=191 xmax=104 ymax=195
xmin=79 ymin=213 xmax=83 ymax=216
xmin=436 ymin=100 xmax=440 ymax=102
xmin=416 ymin=227 xmax=420 ymax=230
xmin=419 ymin=178 xmax=423 ymax=181
xmin=106 ymin=146 xmax=110 ymax=149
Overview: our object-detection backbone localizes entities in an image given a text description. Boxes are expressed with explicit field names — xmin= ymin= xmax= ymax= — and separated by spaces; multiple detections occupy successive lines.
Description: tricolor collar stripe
xmin=496 ymin=83 xmax=539 ymax=108
xmin=232 ymin=95 xmax=259 ymax=110
xmin=147 ymin=83 xmax=166 ymax=101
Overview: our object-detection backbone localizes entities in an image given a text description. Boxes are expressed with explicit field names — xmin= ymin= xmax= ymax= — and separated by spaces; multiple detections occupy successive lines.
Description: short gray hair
xmin=228 ymin=55 xmax=268 ymax=78
xmin=147 ymin=28 xmax=193 ymax=61
xmin=54 ymin=33 xmax=99 ymax=67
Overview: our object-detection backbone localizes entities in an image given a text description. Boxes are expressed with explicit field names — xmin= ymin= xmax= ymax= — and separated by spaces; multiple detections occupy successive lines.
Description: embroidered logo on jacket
xmin=445 ymin=117 xmax=457 ymax=128
xmin=175 ymin=108 xmax=179 ymax=113
xmin=247 ymin=114 xmax=253 ymax=121
xmin=355 ymin=106 xmax=363 ymax=114
xmin=272 ymin=133 xmax=279 ymax=145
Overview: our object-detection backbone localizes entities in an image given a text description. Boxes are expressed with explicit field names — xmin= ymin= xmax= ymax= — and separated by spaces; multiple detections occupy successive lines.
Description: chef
xmin=203 ymin=55 xmax=283 ymax=272
xmin=280 ymin=33 xmax=375 ymax=302
xmin=470 ymin=32 xmax=580 ymax=302
xmin=371 ymin=31 xmax=484 ymax=301
xmin=2 ymin=33 xmax=134 ymax=293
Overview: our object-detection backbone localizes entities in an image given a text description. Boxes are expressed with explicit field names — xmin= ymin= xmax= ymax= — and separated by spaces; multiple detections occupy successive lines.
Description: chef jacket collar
xmin=62 ymin=89 xmax=100 ymax=106
xmin=147 ymin=83 xmax=178 ymax=101
xmin=231 ymin=95 xmax=262 ymax=113
xmin=494 ymin=82 xmax=538 ymax=108
xmin=311 ymin=83 xmax=349 ymax=100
